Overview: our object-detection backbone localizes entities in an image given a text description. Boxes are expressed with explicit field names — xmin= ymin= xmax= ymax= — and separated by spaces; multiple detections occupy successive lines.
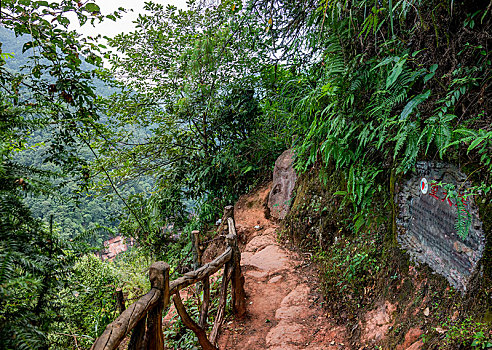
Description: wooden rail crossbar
xmin=90 ymin=207 xmax=245 ymax=350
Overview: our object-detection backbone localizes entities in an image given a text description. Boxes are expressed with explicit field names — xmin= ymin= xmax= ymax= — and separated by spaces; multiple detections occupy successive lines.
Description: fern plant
xmin=291 ymin=34 xmax=434 ymax=221
xmin=438 ymin=182 xmax=474 ymax=239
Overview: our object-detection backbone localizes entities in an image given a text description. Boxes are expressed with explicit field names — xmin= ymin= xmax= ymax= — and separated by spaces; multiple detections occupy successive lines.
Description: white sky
xmin=71 ymin=0 xmax=188 ymax=39
xmin=66 ymin=0 xmax=189 ymax=67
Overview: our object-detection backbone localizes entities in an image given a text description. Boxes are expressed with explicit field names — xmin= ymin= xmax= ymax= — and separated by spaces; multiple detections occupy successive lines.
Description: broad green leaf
xmin=386 ymin=59 xmax=405 ymax=88
xmin=400 ymin=90 xmax=431 ymax=120
xmin=423 ymin=72 xmax=435 ymax=84
xmin=354 ymin=215 xmax=364 ymax=232
xmin=333 ymin=191 xmax=347 ymax=196
xmin=372 ymin=56 xmax=398 ymax=70
xmin=467 ymin=136 xmax=486 ymax=152
xmin=241 ymin=165 xmax=254 ymax=174
xmin=84 ymin=3 xmax=100 ymax=13
xmin=57 ymin=15 xmax=70 ymax=26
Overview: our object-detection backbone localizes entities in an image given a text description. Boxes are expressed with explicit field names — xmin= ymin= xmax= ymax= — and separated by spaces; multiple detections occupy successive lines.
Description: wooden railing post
xmin=115 ymin=288 xmax=126 ymax=314
xmin=209 ymin=262 xmax=231 ymax=345
xmin=226 ymin=218 xmax=246 ymax=318
xmin=128 ymin=317 xmax=147 ymax=350
xmin=193 ymin=230 xmax=211 ymax=330
xmin=199 ymin=275 xmax=210 ymax=329
xmin=215 ymin=205 xmax=234 ymax=235
xmin=91 ymin=275 xmax=164 ymax=350
xmin=191 ymin=230 xmax=201 ymax=270
xmin=146 ymin=261 xmax=170 ymax=350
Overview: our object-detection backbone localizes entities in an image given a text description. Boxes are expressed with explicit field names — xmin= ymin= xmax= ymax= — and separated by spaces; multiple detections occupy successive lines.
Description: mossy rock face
xmin=283 ymin=166 xmax=352 ymax=250
xmin=282 ymin=165 xmax=492 ymax=349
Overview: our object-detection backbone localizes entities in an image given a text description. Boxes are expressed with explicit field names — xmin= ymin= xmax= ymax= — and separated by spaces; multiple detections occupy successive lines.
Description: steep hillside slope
xmin=284 ymin=168 xmax=491 ymax=349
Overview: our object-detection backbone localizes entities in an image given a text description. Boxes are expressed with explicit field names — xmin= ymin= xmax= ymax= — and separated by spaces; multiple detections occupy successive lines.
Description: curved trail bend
xmin=216 ymin=183 xmax=350 ymax=350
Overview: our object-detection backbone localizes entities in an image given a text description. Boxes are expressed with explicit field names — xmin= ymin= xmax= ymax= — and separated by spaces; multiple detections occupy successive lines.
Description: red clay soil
xmin=217 ymin=182 xmax=350 ymax=350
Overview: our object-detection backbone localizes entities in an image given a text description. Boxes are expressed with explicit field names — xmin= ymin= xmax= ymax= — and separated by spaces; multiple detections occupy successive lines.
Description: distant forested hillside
xmin=0 ymin=27 xmax=152 ymax=242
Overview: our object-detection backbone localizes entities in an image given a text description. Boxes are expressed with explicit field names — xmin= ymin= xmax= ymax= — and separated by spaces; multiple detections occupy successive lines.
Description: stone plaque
xmin=397 ymin=162 xmax=485 ymax=292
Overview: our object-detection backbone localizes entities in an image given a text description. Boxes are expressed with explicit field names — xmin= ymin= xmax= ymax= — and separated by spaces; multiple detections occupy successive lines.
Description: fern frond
xmin=393 ymin=122 xmax=409 ymax=160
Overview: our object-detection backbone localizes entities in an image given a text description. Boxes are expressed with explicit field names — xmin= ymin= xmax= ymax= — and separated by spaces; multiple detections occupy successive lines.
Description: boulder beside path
xmin=268 ymin=149 xmax=297 ymax=220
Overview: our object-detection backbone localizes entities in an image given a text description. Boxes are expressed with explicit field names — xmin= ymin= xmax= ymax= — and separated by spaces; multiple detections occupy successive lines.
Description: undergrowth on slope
xmin=315 ymin=230 xmax=384 ymax=319
xmin=285 ymin=167 xmax=492 ymax=349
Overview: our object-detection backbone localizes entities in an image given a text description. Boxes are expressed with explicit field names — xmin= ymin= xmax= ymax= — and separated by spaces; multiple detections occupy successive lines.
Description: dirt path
xmin=217 ymin=183 xmax=350 ymax=350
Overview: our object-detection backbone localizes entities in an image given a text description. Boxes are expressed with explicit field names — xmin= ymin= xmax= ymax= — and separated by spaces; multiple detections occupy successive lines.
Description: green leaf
xmin=84 ymin=3 xmax=100 ymax=13
xmin=57 ymin=15 xmax=70 ymax=26
xmin=467 ymin=137 xmax=486 ymax=152
xmin=372 ymin=56 xmax=398 ymax=70
xmin=241 ymin=165 xmax=254 ymax=174
xmin=354 ymin=215 xmax=364 ymax=232
xmin=386 ymin=59 xmax=405 ymax=89
xmin=388 ymin=0 xmax=394 ymax=37
xmin=35 ymin=1 xmax=49 ymax=6
xmin=423 ymin=72 xmax=435 ymax=84
xmin=400 ymin=90 xmax=431 ymax=120
xmin=22 ymin=41 xmax=33 ymax=53
xmin=333 ymin=191 xmax=347 ymax=196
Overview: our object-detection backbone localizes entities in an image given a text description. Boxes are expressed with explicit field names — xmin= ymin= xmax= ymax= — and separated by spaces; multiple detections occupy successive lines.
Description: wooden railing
xmin=91 ymin=207 xmax=246 ymax=350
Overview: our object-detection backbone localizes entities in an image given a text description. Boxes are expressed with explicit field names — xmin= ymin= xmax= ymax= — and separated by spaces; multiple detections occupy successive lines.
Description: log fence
xmin=90 ymin=207 xmax=245 ymax=350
